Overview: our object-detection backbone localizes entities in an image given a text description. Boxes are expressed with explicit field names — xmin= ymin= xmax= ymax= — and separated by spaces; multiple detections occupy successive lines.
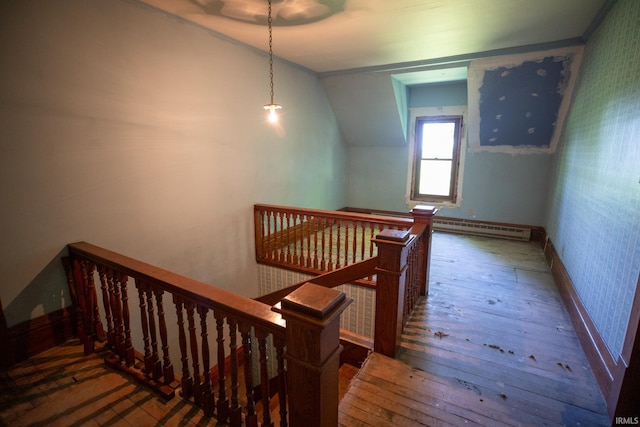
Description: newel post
xmin=411 ymin=205 xmax=437 ymax=296
xmin=372 ymin=229 xmax=411 ymax=358
xmin=279 ymin=283 xmax=352 ymax=427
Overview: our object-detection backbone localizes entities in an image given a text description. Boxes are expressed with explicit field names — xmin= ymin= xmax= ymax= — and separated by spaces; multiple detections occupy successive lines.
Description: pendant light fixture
xmin=263 ymin=0 xmax=281 ymax=123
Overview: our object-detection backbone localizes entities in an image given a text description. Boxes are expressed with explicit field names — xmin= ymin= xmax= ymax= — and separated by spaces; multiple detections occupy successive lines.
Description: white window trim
xmin=406 ymin=105 xmax=468 ymax=209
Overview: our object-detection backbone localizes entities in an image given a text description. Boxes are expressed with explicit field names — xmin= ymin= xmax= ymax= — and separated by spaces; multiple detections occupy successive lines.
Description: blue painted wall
xmin=0 ymin=0 xmax=346 ymax=327
xmin=545 ymin=0 xmax=640 ymax=359
xmin=409 ymin=82 xmax=553 ymax=225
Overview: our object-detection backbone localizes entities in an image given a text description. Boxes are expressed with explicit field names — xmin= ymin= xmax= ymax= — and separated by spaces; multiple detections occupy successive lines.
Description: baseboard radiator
xmin=432 ymin=218 xmax=531 ymax=241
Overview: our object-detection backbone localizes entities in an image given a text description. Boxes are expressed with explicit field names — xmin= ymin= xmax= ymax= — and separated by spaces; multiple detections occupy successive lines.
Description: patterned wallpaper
xmin=545 ymin=0 xmax=640 ymax=358
xmin=258 ymin=264 xmax=376 ymax=339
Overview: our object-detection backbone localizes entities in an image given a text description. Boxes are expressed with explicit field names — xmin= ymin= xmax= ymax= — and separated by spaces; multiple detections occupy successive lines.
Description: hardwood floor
xmin=0 ymin=340 xmax=218 ymax=427
xmin=1 ymin=232 xmax=611 ymax=426
xmin=339 ymin=232 xmax=610 ymax=426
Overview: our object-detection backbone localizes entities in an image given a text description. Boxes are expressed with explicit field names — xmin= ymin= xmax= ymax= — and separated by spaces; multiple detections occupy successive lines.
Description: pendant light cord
xmin=267 ymin=0 xmax=275 ymax=105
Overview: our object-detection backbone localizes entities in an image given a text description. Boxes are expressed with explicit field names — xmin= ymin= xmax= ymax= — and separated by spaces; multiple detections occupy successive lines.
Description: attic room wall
xmin=0 ymin=0 xmax=346 ymax=327
xmin=545 ymin=0 xmax=640 ymax=360
xmin=346 ymin=79 xmax=551 ymax=226
xmin=409 ymin=81 xmax=552 ymax=225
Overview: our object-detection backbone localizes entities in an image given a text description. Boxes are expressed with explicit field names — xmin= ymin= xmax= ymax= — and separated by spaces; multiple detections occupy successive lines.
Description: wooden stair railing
xmin=254 ymin=204 xmax=413 ymax=284
xmin=255 ymin=204 xmax=437 ymax=358
xmin=62 ymin=242 xmax=351 ymax=427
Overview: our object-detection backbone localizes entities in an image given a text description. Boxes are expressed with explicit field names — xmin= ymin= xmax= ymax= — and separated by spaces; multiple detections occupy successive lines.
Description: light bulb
xmin=264 ymin=103 xmax=282 ymax=123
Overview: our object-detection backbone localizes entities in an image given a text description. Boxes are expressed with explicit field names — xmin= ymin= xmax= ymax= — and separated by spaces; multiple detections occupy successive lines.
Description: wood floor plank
xmin=339 ymin=232 xmax=610 ymax=426
xmin=351 ymin=370 xmax=512 ymax=427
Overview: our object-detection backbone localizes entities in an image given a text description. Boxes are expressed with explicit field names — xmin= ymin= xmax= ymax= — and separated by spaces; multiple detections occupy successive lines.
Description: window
xmin=410 ymin=115 xmax=463 ymax=203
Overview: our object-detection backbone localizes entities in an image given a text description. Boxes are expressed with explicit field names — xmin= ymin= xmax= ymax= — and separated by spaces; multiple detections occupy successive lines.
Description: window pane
xmin=421 ymin=122 xmax=455 ymax=159
xmin=418 ymin=160 xmax=452 ymax=196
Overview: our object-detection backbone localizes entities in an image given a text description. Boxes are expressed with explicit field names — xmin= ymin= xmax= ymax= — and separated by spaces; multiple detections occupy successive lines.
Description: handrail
xmin=64 ymin=241 xmax=351 ymax=427
xmin=68 ymin=242 xmax=284 ymax=332
xmin=256 ymin=204 xmax=413 ymax=227
xmin=256 ymin=257 xmax=379 ymax=306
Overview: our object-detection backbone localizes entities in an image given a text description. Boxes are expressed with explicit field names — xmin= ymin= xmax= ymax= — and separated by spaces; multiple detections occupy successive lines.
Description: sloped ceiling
xmin=136 ymin=0 xmax=612 ymax=147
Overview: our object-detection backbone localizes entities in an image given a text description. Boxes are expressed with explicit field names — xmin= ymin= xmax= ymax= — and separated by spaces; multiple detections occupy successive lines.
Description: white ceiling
xmin=138 ymin=0 xmax=608 ymax=74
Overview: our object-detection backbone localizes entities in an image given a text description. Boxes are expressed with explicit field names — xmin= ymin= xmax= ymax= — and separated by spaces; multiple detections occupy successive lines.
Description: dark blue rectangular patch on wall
xmin=479 ymin=56 xmax=569 ymax=147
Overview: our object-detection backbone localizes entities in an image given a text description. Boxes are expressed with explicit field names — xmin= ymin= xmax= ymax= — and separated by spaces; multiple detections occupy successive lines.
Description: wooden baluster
xmin=369 ymin=223 xmax=376 ymax=257
xmin=293 ymin=214 xmax=301 ymax=266
xmin=305 ymin=214 xmax=312 ymax=268
xmin=257 ymin=330 xmax=273 ymax=427
xmin=290 ymin=214 xmax=300 ymax=264
xmin=328 ymin=219 xmax=334 ymax=271
xmin=313 ymin=216 xmax=319 ymax=269
xmin=266 ymin=209 xmax=272 ymax=261
xmin=264 ymin=209 xmax=270 ymax=261
xmin=146 ymin=288 xmax=162 ymax=379
xmin=137 ymin=281 xmax=153 ymax=375
xmin=154 ymin=289 xmax=174 ymax=385
xmin=343 ymin=220 xmax=350 ymax=267
xmin=274 ymin=336 xmax=288 ymax=427
xmin=186 ymin=301 xmax=202 ymax=406
xmin=404 ymin=249 xmax=413 ymax=324
xmin=276 ymin=209 xmax=281 ymax=257
xmin=413 ymin=241 xmax=421 ymax=309
xmin=97 ymin=266 xmax=115 ymax=348
xmin=80 ymin=260 xmax=98 ymax=352
xmin=88 ymin=262 xmax=106 ymax=342
xmin=110 ymin=269 xmax=125 ymax=360
xmin=335 ymin=220 xmax=341 ymax=268
xmin=240 ymin=323 xmax=257 ymax=427
xmin=228 ymin=319 xmax=242 ymax=427
xmin=352 ymin=220 xmax=359 ymax=263
xmin=117 ymin=273 xmax=135 ymax=367
xmin=359 ymin=221 xmax=366 ymax=261
xmin=276 ymin=210 xmax=283 ymax=263
xmin=350 ymin=220 xmax=356 ymax=263
xmin=104 ymin=267 xmax=118 ymax=353
xmin=197 ymin=305 xmax=214 ymax=416
xmin=300 ymin=213 xmax=305 ymax=267
xmin=215 ymin=312 xmax=229 ymax=423
xmin=174 ymin=296 xmax=193 ymax=399
xmin=301 ymin=214 xmax=306 ymax=267
xmin=320 ymin=217 xmax=327 ymax=271
xmin=286 ymin=213 xmax=292 ymax=264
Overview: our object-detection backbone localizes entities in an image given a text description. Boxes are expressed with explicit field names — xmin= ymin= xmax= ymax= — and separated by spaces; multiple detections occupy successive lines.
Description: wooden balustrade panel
xmin=64 ymin=245 xmax=288 ymax=426
xmin=254 ymin=204 xmax=412 ymax=278
xmin=394 ymin=229 xmax=428 ymax=328
xmin=170 ymin=299 xmax=285 ymax=426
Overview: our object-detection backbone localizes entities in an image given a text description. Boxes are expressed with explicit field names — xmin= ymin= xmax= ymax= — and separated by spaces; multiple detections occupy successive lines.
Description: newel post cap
xmin=411 ymin=205 xmax=438 ymax=223
xmin=280 ymin=283 xmax=351 ymax=325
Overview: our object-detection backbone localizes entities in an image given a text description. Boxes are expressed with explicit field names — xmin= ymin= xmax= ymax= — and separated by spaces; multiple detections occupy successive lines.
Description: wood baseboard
xmin=543 ymin=237 xmax=630 ymax=420
xmin=1 ymin=307 xmax=76 ymax=368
